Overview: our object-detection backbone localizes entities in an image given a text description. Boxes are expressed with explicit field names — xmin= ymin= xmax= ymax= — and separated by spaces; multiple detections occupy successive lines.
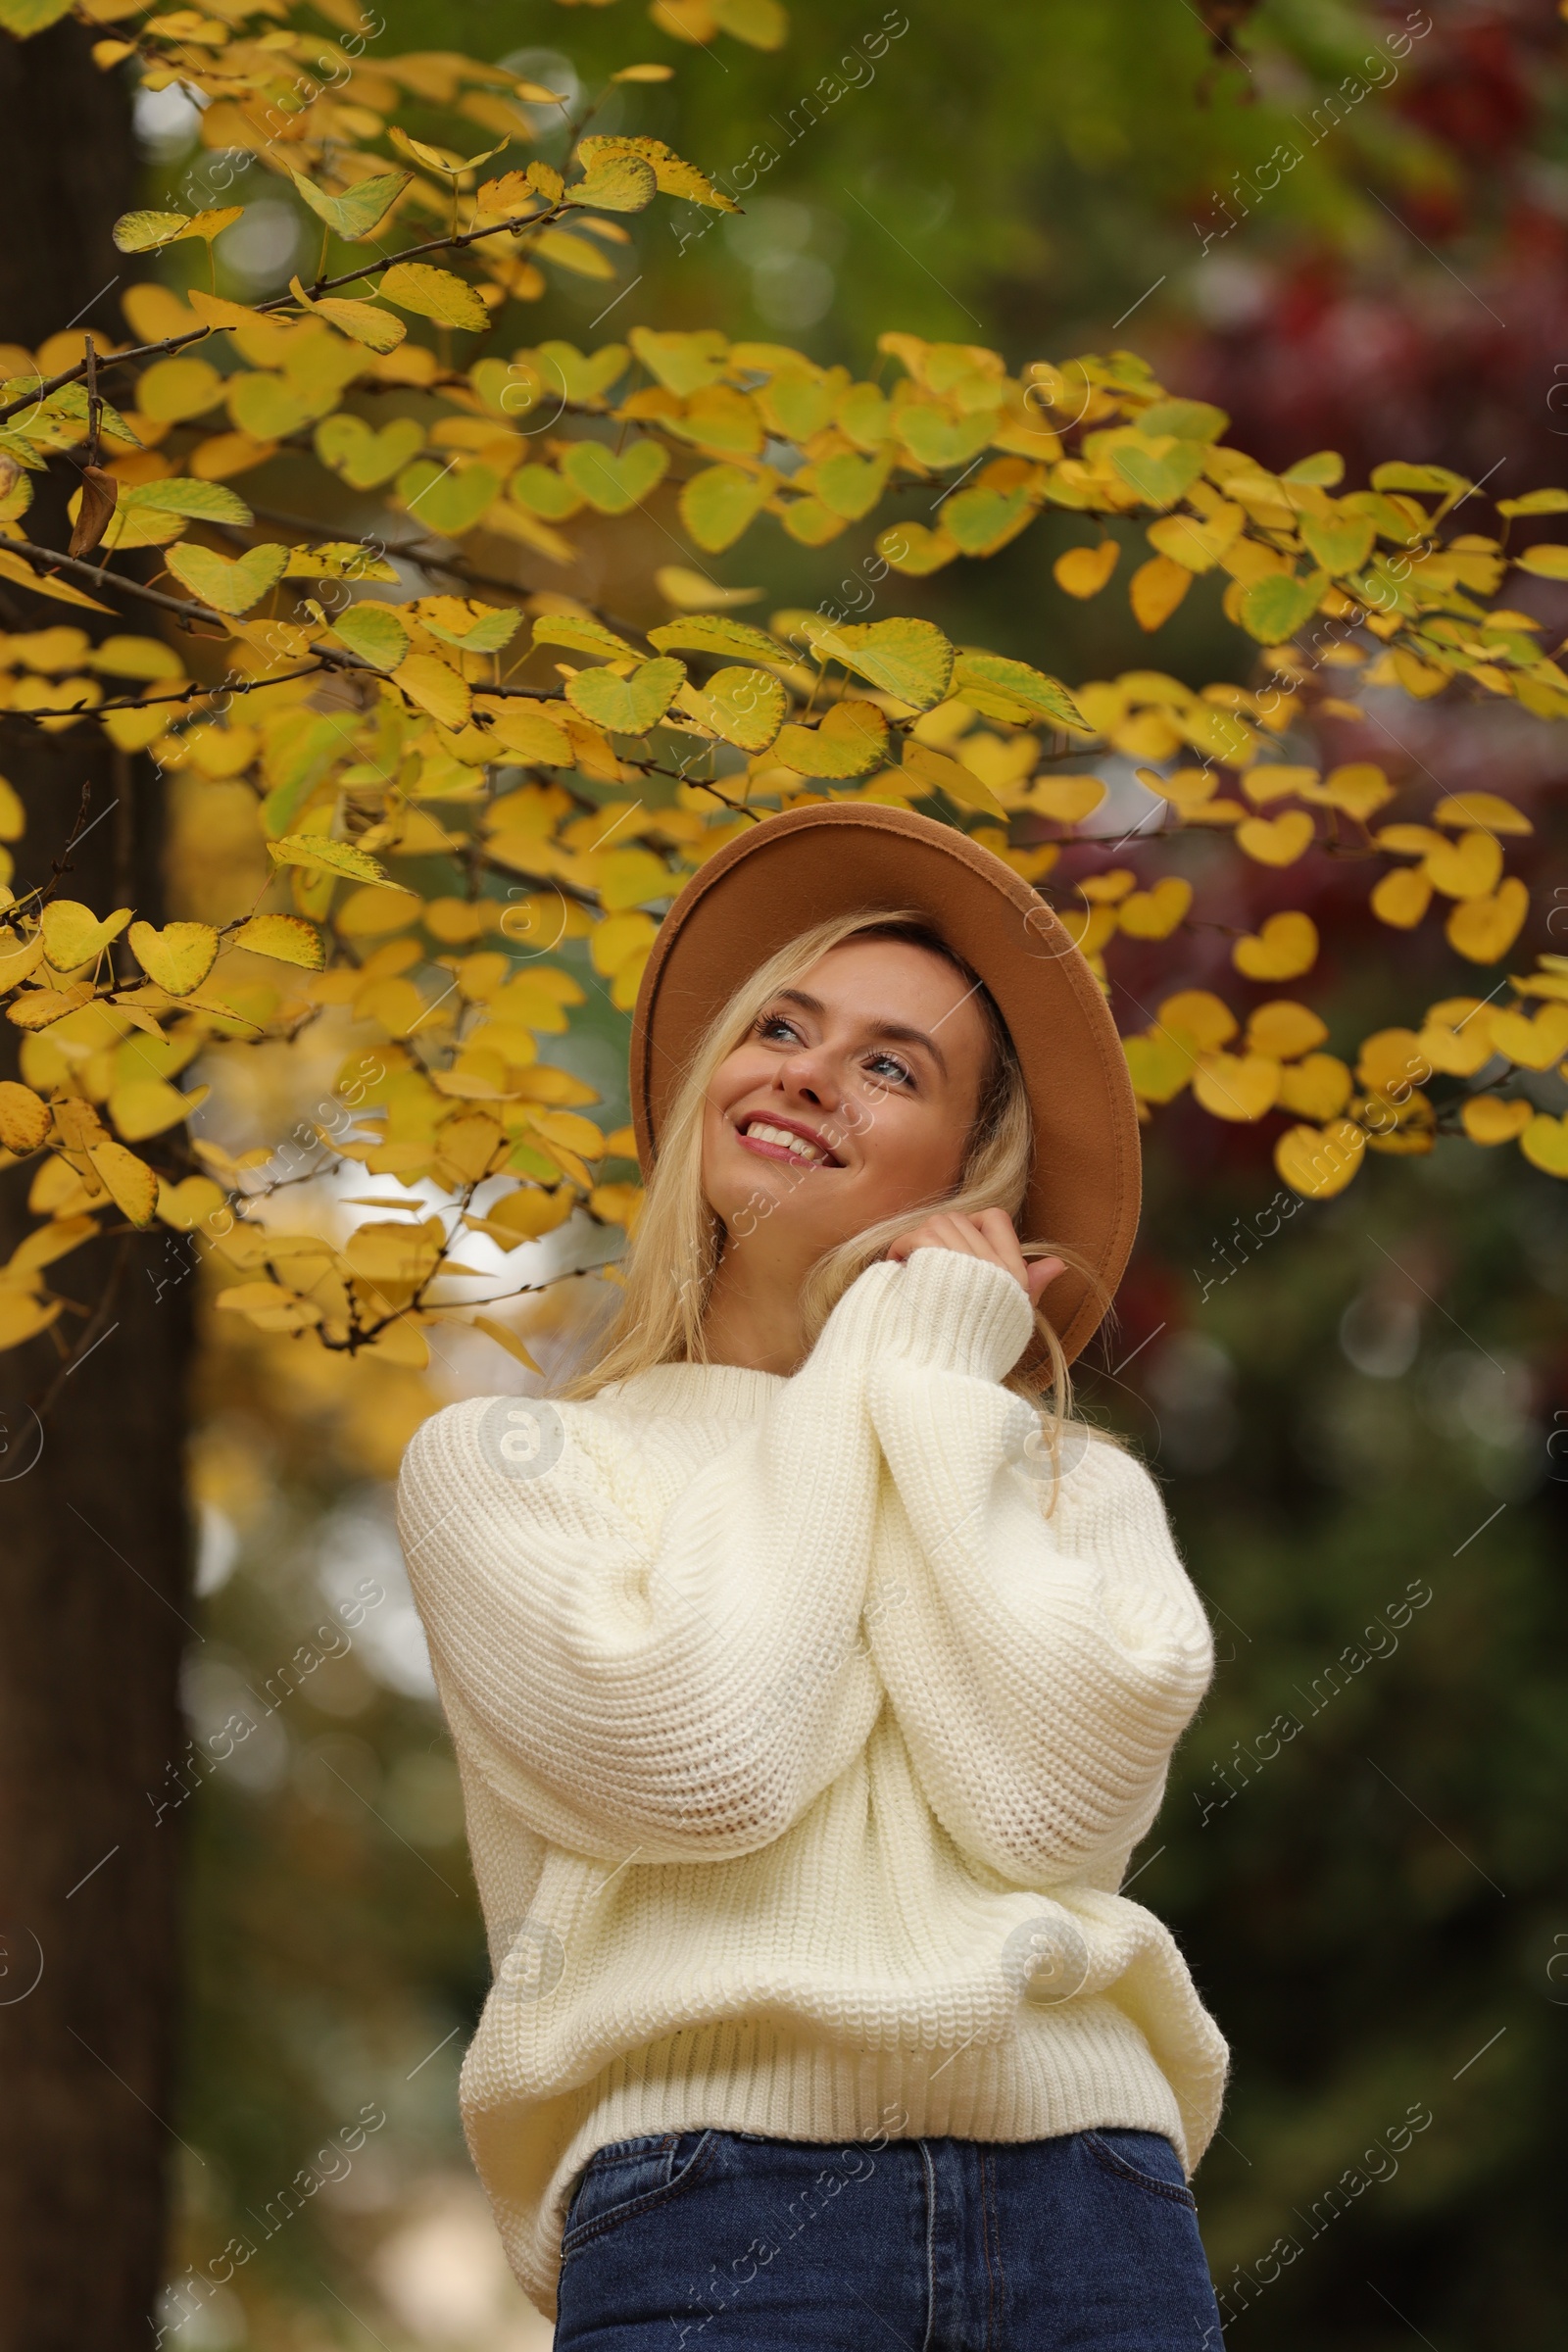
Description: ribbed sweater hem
xmin=472 ymin=2001 xmax=1193 ymax=2320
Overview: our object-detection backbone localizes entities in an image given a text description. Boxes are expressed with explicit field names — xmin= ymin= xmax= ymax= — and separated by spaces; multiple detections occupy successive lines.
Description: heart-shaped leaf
xmin=1520 ymin=1111 xmax=1568 ymax=1175
xmin=394 ymin=460 xmax=500 ymax=537
xmin=678 ymin=461 xmax=775 ymax=550
xmin=1275 ymin=1119 xmax=1366 ymax=1200
xmin=567 ymin=153 xmax=658 ymax=212
xmin=678 ymin=664 xmax=787 ymax=751
xmin=1232 ymin=911 xmax=1318 ymax=980
xmin=1147 ymin=505 xmax=1245 ymax=572
xmin=227 ymin=372 xmax=315 ymax=441
xmin=288 ymin=276 xmax=405 ymax=353
xmin=1130 ymin=555 xmax=1192 ymax=631
xmin=811 ymin=450 xmax=893 ymax=522
xmin=127 ymin=919 xmax=219 ymax=996
xmin=510 ymin=464 xmax=583 ymax=520
xmin=1110 ymin=435 xmax=1207 ymax=508
xmin=1299 ymin=512 xmax=1377 ymax=577
xmin=1137 ymin=398 xmax=1229 ymax=442
xmin=1446 ymin=877 xmax=1529 ymax=965
xmin=1054 ymin=541 xmax=1119 ymax=598
xmin=315 ymin=414 xmax=426 ymax=489
xmin=166 ymin=541 xmax=289 ymax=616
xmin=110 ymin=1077 xmax=209 ymax=1142
xmin=1238 ymin=570 xmax=1326 ymax=645
xmin=772 ymin=700 xmax=889 ymax=779
xmin=563 ymin=438 xmax=669 ymax=515
xmin=377 ymin=262 xmax=489 ymax=333
xmin=1193 ymin=1051 xmax=1281 ymax=1123
xmin=1423 ymin=828 xmax=1503 ymax=902
xmin=894 ymin=407 xmax=995 ymax=470
xmin=532 ymin=613 xmax=639 ymax=660
xmin=940 ymin=481 xmax=1035 ymax=557
xmin=134 ymin=356 xmax=225 ymax=423
xmin=113 ymin=207 xmax=243 ymax=253
xmin=231 ymin=914 xmax=324 ymax=971
xmin=566 ymin=657 xmax=685 ymax=734
xmin=808 ymin=616 xmax=955 ymax=711
xmin=124 ymin=476 xmax=252 ymax=525
xmin=327 ymin=603 xmax=411 ymax=670
xmin=1236 ymin=810 xmax=1315 ymax=867
xmin=39 ymin=899 xmax=132 ymax=968
xmin=876 ymin=521 xmax=959 ymax=575
xmin=951 ymin=651 xmax=1086 ymax=732
xmin=288 ymin=169 xmax=412 ymax=242
xmin=532 ymin=339 xmax=631 ymax=404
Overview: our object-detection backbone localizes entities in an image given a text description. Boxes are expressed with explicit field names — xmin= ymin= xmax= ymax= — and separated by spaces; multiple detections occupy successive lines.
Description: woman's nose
xmin=779 ymin=1050 xmax=839 ymax=1110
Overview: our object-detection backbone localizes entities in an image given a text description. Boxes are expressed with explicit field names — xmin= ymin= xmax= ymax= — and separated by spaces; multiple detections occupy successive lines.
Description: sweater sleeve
xmin=862 ymin=1249 xmax=1215 ymax=1887
xmin=395 ymin=1256 xmax=1027 ymax=1864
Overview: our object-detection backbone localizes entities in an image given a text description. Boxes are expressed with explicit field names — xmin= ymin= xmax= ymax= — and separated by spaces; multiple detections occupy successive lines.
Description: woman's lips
xmin=734 ymin=1115 xmax=842 ymax=1168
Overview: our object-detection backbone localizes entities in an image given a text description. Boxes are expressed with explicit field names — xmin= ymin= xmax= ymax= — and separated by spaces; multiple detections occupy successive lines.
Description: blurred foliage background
xmin=144 ymin=1 xmax=1568 ymax=2344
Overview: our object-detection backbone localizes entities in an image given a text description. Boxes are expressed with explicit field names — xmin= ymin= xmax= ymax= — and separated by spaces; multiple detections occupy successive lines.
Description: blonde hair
xmin=562 ymin=909 xmax=1110 ymax=1466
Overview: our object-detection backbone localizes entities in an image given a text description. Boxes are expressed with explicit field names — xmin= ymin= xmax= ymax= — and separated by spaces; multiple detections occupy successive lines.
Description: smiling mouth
xmin=736 ymin=1116 xmax=844 ymax=1169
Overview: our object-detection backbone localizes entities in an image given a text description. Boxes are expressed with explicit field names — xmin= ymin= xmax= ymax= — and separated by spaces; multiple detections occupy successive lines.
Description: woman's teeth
xmin=745 ymin=1120 xmax=825 ymax=1162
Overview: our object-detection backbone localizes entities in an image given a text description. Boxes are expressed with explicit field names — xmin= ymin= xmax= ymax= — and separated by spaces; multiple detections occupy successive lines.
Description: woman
xmin=398 ymin=804 xmax=1229 ymax=2348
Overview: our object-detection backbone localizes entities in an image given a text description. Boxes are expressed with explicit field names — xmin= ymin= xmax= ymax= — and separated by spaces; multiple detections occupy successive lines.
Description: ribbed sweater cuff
xmin=822 ymin=1248 xmax=1034 ymax=1384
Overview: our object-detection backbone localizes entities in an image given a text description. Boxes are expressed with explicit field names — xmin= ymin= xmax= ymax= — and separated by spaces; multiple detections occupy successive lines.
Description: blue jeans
xmin=555 ymin=2126 xmax=1225 ymax=2349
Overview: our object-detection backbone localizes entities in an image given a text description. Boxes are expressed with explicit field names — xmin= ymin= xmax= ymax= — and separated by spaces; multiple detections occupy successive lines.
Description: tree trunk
xmin=0 ymin=27 xmax=195 ymax=2352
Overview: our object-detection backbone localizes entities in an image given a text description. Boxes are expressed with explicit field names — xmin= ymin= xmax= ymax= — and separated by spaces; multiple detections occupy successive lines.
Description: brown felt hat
xmin=629 ymin=802 xmax=1141 ymax=1365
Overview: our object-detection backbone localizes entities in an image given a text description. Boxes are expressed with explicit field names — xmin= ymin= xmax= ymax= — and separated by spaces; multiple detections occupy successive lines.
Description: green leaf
xmin=268 ymin=834 xmax=403 ymax=890
xmin=326 ymin=604 xmax=411 ymax=669
xmin=709 ymin=0 xmax=788 ymax=47
xmin=282 ymin=542 xmax=400 ymax=582
xmin=530 ymin=340 xmax=629 ymax=405
xmin=0 ymin=0 xmax=75 ymax=35
xmin=532 ymin=227 xmax=617 ymax=281
xmin=772 ymin=701 xmax=889 ymax=778
xmin=376 ymin=262 xmax=489 ymax=333
xmin=1110 ymin=435 xmax=1207 ymax=508
xmin=1370 ymin=462 xmax=1469 ymax=498
xmin=531 ymin=613 xmax=639 ymax=659
xmin=950 ymin=652 xmax=1089 ymax=731
xmin=1238 ymin=570 xmax=1328 ymax=644
xmin=38 ymin=380 xmax=142 ymax=449
xmin=122 ymin=478 xmax=254 ymax=526
xmin=807 ymin=616 xmax=955 ymax=711
xmin=1136 ymin=398 xmax=1229 ymax=443
xmin=628 ymin=326 xmax=730 ymax=396
xmin=288 ymin=170 xmax=412 ymax=243
xmin=510 ymin=464 xmax=583 ymax=520
xmin=560 ymin=438 xmax=668 ymax=515
xmin=811 ymin=450 xmax=893 ymax=522
xmin=1298 ymin=513 xmax=1376 ymax=578
xmin=166 ymin=541 xmax=290 ymax=617
xmin=679 ymin=463 xmax=775 ymax=553
xmin=0 ymin=425 xmax=47 ymax=473
xmin=680 ymin=664 xmax=787 ymax=751
xmin=394 ymin=460 xmax=500 ymax=536
xmin=418 ymin=604 xmax=524 ymax=653
xmin=565 ymin=657 xmax=685 ymax=733
xmin=894 ymin=407 xmax=994 ymax=470
xmin=315 ymin=414 xmax=425 ymax=489
xmin=647 ymin=614 xmax=786 ymax=662
xmin=1279 ymin=450 xmax=1345 ymax=487
xmin=939 ymin=482 xmax=1035 ymax=557
xmin=566 ymin=153 xmax=658 ymax=213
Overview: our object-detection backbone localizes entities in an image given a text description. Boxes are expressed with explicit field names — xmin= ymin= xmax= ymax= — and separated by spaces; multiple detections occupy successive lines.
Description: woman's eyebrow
xmin=773 ymin=989 xmax=949 ymax=1079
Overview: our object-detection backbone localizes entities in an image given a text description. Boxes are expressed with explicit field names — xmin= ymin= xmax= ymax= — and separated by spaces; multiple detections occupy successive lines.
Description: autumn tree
xmin=1 ymin=0 xmax=1567 ymax=2343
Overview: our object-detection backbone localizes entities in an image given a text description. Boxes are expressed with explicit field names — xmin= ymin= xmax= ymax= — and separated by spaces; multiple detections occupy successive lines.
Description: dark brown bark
xmin=0 ymin=27 xmax=194 ymax=2352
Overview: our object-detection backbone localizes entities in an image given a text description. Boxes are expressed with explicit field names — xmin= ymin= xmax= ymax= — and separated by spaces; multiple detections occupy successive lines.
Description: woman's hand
xmin=886 ymin=1208 xmax=1065 ymax=1310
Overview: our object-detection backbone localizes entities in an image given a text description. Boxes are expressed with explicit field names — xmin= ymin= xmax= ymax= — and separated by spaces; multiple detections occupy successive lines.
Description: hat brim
xmin=629 ymin=802 xmax=1141 ymax=1366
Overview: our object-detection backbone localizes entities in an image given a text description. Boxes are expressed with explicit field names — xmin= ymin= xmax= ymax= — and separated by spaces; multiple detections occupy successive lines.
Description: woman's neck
xmin=699 ymin=1243 xmax=813 ymax=1376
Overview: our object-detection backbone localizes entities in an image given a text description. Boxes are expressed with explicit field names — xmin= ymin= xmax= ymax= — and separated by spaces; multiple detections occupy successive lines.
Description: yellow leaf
xmin=1433 ymin=792 xmax=1531 ymax=835
xmin=215 ymin=1280 xmax=323 ymax=1332
xmin=1275 ymin=1118 xmax=1366 ymax=1200
xmin=677 ymin=460 xmax=772 ymax=550
xmin=377 ymin=262 xmax=490 ymax=334
xmin=0 ymin=932 xmax=46 ymax=989
xmin=1231 ymin=912 xmax=1316 ymax=978
xmin=166 ymin=540 xmax=288 ymax=616
xmin=156 ymin=1174 xmax=227 ymax=1230
xmin=1371 ymin=865 xmax=1433 ymax=929
xmin=1053 ymin=540 xmax=1118 ymax=598
xmin=1157 ymin=990 xmax=1237 ymax=1050
xmin=901 ymin=739 xmax=1005 ymax=817
xmin=1236 ymin=810 xmax=1314 ymax=867
xmin=677 ymin=664 xmax=787 ymax=751
xmin=589 ymin=910 xmax=658 ymax=977
xmin=1246 ymin=1001 xmax=1328 ymax=1060
xmin=0 ymin=1080 xmax=50 ymax=1152
xmin=1028 ymin=774 xmax=1107 ymax=824
xmin=392 ymin=654 xmax=471 ymax=730
xmin=1462 ymin=1095 xmax=1533 ymax=1145
xmin=1116 ymin=876 xmax=1191 ymax=939
xmin=1317 ymin=761 xmax=1394 ymax=821
xmin=1446 ymin=878 xmax=1529 ymax=965
xmin=1193 ymin=1051 xmax=1280 ymax=1122
xmin=1122 ymin=1029 xmax=1193 ymax=1103
xmin=1489 ymin=1003 xmax=1568 ymax=1069
xmin=1275 ymin=1054 xmax=1352 ymax=1119
xmin=568 ymin=152 xmax=659 ymax=213
xmin=1356 ymin=1029 xmax=1427 ymax=1094
xmin=269 ymin=835 xmax=403 ymax=891
xmin=86 ymin=1138 xmax=157 ymax=1225
xmin=127 ymin=918 xmax=218 ymax=996
xmin=588 ymin=1181 xmax=644 ymax=1229
xmin=231 ymin=914 xmax=325 ymax=970
xmin=466 ymin=1312 xmax=543 ymax=1370
xmin=1129 ymin=554 xmax=1191 ymax=631
xmin=1519 ymin=1112 xmax=1568 ymax=1176
xmin=595 ymin=847 xmax=674 ymax=912
xmin=39 ymin=899 xmax=132 ymax=968
xmin=478 ymin=701 xmax=571 ymax=762
xmin=109 ymin=1076 xmax=206 ymax=1141
xmin=772 ymin=700 xmax=889 ymax=778
xmin=807 ymin=616 xmax=955 ymax=711
xmin=1423 ymin=828 xmax=1503 ymax=902
xmin=0 ymin=1291 xmax=63 ymax=1351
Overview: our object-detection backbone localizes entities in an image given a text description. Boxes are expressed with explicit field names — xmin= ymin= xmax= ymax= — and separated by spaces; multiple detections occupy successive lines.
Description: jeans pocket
xmin=563 ymin=2131 xmax=715 ymax=2257
xmin=1084 ymin=2130 xmax=1198 ymax=2208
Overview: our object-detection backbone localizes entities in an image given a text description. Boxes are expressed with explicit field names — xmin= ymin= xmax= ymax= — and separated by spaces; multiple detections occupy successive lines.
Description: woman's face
xmin=701 ymin=936 xmax=994 ymax=1256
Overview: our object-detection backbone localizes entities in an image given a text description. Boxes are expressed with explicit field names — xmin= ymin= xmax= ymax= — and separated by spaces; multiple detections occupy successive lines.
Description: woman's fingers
xmin=1026 ymin=1253 xmax=1067 ymax=1307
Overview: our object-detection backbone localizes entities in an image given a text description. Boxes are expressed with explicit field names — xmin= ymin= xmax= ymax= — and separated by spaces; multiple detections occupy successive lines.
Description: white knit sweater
xmin=396 ymin=1248 xmax=1228 ymax=2318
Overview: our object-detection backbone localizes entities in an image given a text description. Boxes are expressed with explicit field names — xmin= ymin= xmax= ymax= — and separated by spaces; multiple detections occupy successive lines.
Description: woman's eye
xmin=758 ymin=1013 xmax=801 ymax=1044
xmin=866 ymin=1052 xmax=914 ymax=1088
